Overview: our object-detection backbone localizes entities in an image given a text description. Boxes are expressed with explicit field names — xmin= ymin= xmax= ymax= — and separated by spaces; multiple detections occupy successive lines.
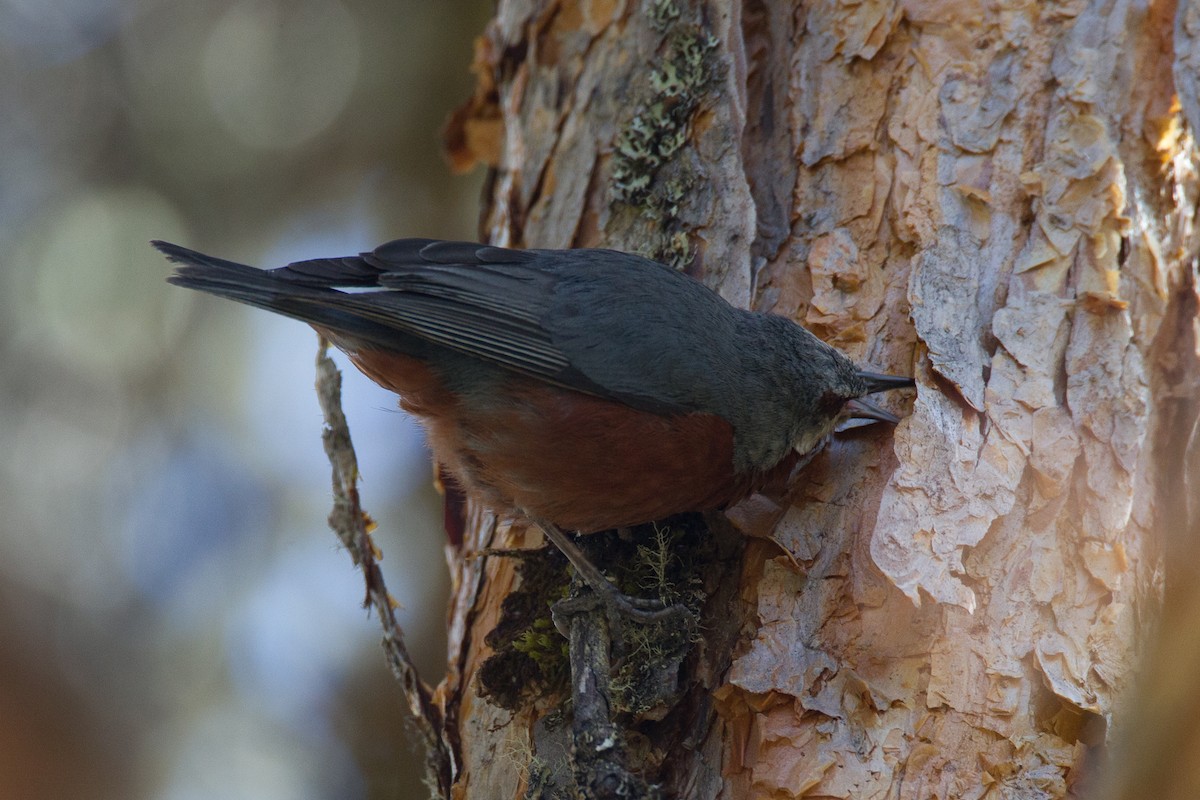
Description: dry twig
xmin=314 ymin=337 xmax=454 ymax=798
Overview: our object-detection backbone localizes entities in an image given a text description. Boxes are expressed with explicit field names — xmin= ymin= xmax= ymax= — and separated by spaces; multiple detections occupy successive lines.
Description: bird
xmin=158 ymin=238 xmax=913 ymax=622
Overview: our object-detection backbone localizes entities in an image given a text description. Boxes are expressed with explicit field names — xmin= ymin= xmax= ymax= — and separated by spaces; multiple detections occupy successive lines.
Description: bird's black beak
xmin=857 ymin=370 xmax=915 ymax=395
xmin=844 ymin=371 xmax=914 ymax=427
xmin=846 ymin=397 xmax=902 ymax=425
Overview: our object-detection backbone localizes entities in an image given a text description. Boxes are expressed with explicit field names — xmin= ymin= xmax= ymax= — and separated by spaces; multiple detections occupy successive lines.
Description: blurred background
xmin=0 ymin=0 xmax=491 ymax=797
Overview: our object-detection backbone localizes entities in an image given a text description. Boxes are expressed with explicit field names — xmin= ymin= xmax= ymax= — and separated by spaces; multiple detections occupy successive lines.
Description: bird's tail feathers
xmin=158 ymin=241 xmax=288 ymax=306
xmin=156 ymin=240 xmax=366 ymax=336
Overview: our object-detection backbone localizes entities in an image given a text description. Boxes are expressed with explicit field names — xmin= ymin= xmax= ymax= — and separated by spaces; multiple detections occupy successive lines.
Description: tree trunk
xmin=435 ymin=1 xmax=1200 ymax=797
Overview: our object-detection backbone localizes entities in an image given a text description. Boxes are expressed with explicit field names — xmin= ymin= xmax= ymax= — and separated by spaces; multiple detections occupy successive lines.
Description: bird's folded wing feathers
xmin=278 ymin=239 xmax=571 ymax=376
xmin=162 ymin=238 xmax=692 ymax=414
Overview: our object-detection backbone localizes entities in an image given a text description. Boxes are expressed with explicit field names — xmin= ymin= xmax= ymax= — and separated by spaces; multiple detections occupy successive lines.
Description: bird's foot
xmin=550 ymin=580 xmax=692 ymax=639
xmin=530 ymin=517 xmax=694 ymax=637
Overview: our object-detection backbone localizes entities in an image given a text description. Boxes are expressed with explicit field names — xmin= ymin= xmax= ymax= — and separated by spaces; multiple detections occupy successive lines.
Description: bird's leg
xmin=531 ymin=518 xmax=690 ymax=636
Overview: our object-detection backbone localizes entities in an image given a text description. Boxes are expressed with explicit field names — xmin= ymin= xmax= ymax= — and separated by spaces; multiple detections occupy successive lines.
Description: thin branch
xmin=563 ymin=596 xmax=654 ymax=799
xmin=314 ymin=337 xmax=454 ymax=798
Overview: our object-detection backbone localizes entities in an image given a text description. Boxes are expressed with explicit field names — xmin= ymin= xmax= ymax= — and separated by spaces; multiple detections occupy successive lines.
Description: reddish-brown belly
xmin=345 ymin=345 xmax=783 ymax=532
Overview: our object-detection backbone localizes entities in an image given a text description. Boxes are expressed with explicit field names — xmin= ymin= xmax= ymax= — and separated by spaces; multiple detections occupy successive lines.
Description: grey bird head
xmin=725 ymin=316 xmax=912 ymax=470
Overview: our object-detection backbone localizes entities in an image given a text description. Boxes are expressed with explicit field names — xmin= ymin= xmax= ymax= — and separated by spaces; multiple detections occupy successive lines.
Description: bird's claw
xmin=551 ymin=585 xmax=691 ymax=639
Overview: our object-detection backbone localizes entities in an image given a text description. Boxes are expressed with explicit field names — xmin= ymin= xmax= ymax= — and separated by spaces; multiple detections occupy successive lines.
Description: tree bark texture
xmin=436 ymin=1 xmax=1200 ymax=797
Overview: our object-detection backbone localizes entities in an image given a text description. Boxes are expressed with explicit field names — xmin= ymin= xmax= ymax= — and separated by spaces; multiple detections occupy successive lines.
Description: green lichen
xmin=477 ymin=550 xmax=572 ymax=711
xmin=611 ymin=28 xmax=718 ymax=207
xmin=513 ymin=617 xmax=569 ymax=663
xmin=609 ymin=18 xmax=721 ymax=269
xmin=647 ymin=0 xmax=681 ymax=31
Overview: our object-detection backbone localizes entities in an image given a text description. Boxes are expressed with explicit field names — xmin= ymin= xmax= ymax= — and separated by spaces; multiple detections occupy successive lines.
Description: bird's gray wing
xmin=275 ymin=239 xmax=693 ymax=413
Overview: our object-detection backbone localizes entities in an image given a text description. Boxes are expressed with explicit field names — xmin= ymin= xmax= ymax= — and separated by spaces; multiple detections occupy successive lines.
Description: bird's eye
xmin=818 ymin=391 xmax=845 ymax=416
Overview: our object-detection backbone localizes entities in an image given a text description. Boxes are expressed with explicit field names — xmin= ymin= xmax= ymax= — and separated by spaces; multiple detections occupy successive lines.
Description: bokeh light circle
xmin=16 ymin=185 xmax=189 ymax=376
xmin=201 ymin=0 xmax=361 ymax=150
